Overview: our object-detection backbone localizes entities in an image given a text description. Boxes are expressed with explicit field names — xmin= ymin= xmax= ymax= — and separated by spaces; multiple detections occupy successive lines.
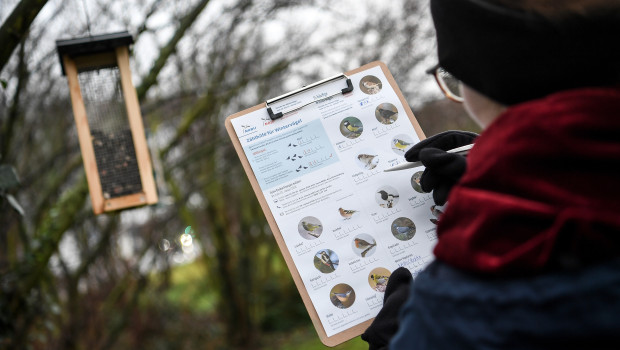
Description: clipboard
xmin=225 ymin=61 xmax=428 ymax=346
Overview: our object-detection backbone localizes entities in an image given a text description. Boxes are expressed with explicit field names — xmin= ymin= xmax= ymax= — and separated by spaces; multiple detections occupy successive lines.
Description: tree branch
xmin=0 ymin=0 xmax=48 ymax=73
xmin=1 ymin=38 xmax=28 ymax=160
xmin=135 ymin=0 xmax=212 ymax=101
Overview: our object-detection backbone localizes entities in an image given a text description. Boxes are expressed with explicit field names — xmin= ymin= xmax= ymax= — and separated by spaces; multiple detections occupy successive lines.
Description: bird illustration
xmin=355 ymin=238 xmax=377 ymax=258
xmin=377 ymin=190 xmax=399 ymax=208
xmin=393 ymin=138 xmax=412 ymax=151
xmin=377 ymin=108 xmax=397 ymax=123
xmin=302 ymin=221 xmax=321 ymax=232
xmin=362 ymin=80 xmax=381 ymax=94
xmin=377 ymin=190 xmax=399 ymax=202
xmin=429 ymin=205 xmax=444 ymax=225
xmin=431 ymin=205 xmax=444 ymax=218
xmin=410 ymin=173 xmax=423 ymax=192
xmin=392 ymin=223 xmax=415 ymax=240
xmin=412 ymin=172 xmax=422 ymax=185
xmin=343 ymin=120 xmax=363 ymax=135
xmin=318 ymin=251 xmax=336 ymax=271
xmin=286 ymin=153 xmax=302 ymax=161
xmin=331 ymin=290 xmax=352 ymax=303
xmin=393 ymin=224 xmax=413 ymax=235
xmin=339 ymin=207 xmax=358 ymax=219
xmin=354 ymin=238 xmax=377 ymax=251
xmin=370 ymin=274 xmax=390 ymax=286
xmin=357 ymin=154 xmax=379 ymax=170
xmin=301 ymin=221 xmax=322 ymax=237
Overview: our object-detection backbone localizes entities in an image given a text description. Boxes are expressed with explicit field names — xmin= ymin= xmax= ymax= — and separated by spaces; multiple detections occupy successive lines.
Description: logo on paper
xmin=240 ymin=124 xmax=257 ymax=135
xmin=261 ymin=115 xmax=275 ymax=126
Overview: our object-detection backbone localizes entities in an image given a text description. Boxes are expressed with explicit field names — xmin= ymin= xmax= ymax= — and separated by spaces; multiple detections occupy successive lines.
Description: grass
xmin=272 ymin=325 xmax=367 ymax=350
xmin=155 ymin=261 xmax=369 ymax=349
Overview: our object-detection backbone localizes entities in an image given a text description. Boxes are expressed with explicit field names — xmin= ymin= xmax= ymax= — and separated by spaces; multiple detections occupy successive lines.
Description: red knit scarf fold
xmin=434 ymin=87 xmax=620 ymax=275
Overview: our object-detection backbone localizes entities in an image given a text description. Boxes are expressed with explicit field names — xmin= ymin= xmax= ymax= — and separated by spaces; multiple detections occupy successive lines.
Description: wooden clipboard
xmin=225 ymin=61 xmax=425 ymax=346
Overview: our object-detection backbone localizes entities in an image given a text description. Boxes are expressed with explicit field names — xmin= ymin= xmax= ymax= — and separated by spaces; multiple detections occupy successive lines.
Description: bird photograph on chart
xmin=375 ymin=103 xmax=399 ymax=125
xmin=368 ymin=267 xmax=391 ymax=293
xmin=298 ymin=216 xmax=323 ymax=240
xmin=359 ymin=75 xmax=383 ymax=95
xmin=338 ymin=207 xmax=359 ymax=221
xmin=329 ymin=283 xmax=356 ymax=309
xmin=391 ymin=134 xmax=414 ymax=155
xmin=429 ymin=205 xmax=444 ymax=226
xmin=351 ymin=233 xmax=378 ymax=258
xmin=356 ymin=150 xmax=379 ymax=170
xmin=391 ymin=217 xmax=417 ymax=241
xmin=339 ymin=116 xmax=364 ymax=139
xmin=376 ymin=185 xmax=400 ymax=208
xmin=313 ymin=249 xmax=339 ymax=274
xmin=410 ymin=171 xmax=424 ymax=193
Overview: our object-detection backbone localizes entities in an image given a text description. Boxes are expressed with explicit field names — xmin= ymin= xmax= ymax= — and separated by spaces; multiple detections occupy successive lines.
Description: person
xmin=362 ymin=0 xmax=620 ymax=348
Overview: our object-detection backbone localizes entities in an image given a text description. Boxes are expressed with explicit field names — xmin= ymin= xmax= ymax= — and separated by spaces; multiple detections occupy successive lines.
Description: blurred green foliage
xmin=161 ymin=261 xmax=215 ymax=312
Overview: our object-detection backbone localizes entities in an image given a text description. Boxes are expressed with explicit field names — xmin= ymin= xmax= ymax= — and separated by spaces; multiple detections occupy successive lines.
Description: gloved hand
xmin=405 ymin=130 xmax=478 ymax=206
xmin=361 ymin=267 xmax=413 ymax=350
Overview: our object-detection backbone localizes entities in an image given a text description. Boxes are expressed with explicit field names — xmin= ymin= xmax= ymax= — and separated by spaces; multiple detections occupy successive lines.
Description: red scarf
xmin=434 ymin=87 xmax=620 ymax=275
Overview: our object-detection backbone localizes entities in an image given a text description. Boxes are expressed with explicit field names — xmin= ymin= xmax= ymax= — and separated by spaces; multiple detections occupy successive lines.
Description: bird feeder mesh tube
xmin=77 ymin=66 xmax=142 ymax=199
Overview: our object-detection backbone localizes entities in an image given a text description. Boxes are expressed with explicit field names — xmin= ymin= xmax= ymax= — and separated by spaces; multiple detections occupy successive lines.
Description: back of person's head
xmin=430 ymin=0 xmax=620 ymax=106
xmin=490 ymin=0 xmax=616 ymax=19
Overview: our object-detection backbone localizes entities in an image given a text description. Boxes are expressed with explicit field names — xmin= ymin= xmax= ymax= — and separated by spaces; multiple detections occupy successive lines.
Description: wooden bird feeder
xmin=56 ymin=31 xmax=157 ymax=214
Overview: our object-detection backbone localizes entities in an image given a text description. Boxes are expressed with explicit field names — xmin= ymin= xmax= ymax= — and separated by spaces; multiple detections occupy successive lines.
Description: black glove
xmin=361 ymin=267 xmax=413 ymax=350
xmin=405 ymin=130 xmax=478 ymax=206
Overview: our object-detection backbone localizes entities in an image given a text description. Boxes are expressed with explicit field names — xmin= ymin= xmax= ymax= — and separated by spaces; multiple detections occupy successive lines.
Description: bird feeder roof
xmin=56 ymin=31 xmax=134 ymax=75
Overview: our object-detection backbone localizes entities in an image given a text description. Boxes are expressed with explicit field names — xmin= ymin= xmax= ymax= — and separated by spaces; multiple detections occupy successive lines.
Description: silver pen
xmin=383 ymin=144 xmax=474 ymax=172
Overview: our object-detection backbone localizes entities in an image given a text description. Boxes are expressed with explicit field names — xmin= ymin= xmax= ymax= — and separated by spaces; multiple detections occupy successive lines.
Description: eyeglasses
xmin=426 ymin=65 xmax=464 ymax=103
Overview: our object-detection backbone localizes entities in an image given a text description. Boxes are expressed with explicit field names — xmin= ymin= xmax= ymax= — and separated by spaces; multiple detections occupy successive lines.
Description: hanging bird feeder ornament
xmin=56 ymin=32 xmax=158 ymax=214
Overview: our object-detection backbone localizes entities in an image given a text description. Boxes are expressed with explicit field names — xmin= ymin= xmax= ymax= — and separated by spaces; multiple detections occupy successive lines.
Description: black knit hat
xmin=431 ymin=0 xmax=620 ymax=105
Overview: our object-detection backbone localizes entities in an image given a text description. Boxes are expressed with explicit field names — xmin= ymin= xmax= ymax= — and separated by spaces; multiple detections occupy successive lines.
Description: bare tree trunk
xmin=1 ymin=37 xmax=28 ymax=160
xmin=0 ymin=0 xmax=48 ymax=72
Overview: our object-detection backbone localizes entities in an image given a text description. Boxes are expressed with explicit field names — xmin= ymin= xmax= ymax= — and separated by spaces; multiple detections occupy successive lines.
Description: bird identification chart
xmin=225 ymin=62 xmax=439 ymax=346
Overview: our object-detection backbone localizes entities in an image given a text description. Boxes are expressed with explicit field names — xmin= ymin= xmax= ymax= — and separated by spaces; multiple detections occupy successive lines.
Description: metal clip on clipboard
xmin=265 ymin=74 xmax=354 ymax=120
